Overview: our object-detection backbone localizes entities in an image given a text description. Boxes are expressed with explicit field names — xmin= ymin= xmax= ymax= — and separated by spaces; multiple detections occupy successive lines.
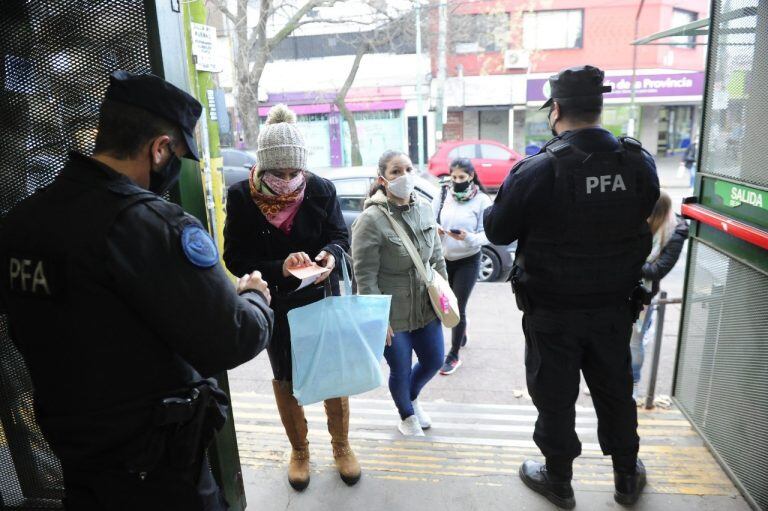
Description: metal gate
xmin=675 ymin=2 xmax=768 ymax=510
xmin=0 ymin=2 xmax=244 ymax=509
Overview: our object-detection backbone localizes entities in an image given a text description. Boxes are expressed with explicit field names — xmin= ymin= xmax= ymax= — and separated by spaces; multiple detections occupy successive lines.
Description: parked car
xmin=313 ymin=166 xmax=515 ymax=282
xmin=427 ymin=140 xmax=523 ymax=190
xmin=221 ymin=148 xmax=257 ymax=187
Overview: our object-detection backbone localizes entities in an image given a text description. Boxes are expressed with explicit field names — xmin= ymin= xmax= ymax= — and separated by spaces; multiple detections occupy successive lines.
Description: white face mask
xmin=386 ymin=172 xmax=415 ymax=199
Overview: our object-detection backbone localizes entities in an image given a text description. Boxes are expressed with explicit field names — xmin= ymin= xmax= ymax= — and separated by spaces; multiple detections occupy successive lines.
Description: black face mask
xmin=547 ymin=107 xmax=559 ymax=137
xmin=149 ymin=151 xmax=182 ymax=195
xmin=453 ymin=180 xmax=472 ymax=193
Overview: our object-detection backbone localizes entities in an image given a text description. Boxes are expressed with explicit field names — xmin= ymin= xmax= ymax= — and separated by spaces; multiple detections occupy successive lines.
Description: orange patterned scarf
xmin=248 ymin=166 xmax=306 ymax=233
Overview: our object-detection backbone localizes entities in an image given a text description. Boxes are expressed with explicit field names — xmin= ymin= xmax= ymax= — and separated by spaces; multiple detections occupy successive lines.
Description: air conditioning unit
xmin=504 ymin=50 xmax=529 ymax=69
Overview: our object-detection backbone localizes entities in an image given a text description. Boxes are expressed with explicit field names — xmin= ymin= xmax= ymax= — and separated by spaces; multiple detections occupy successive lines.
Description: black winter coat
xmin=642 ymin=215 xmax=689 ymax=295
xmin=0 ymin=152 xmax=274 ymax=468
xmin=223 ymin=173 xmax=349 ymax=379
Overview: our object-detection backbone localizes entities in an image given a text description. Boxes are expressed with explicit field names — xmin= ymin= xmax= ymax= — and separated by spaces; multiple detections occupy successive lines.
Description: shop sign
xmin=526 ymin=72 xmax=705 ymax=102
xmin=715 ymin=181 xmax=767 ymax=211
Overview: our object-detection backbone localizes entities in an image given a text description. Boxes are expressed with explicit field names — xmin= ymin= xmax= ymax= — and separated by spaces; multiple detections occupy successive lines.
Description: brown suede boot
xmin=272 ymin=380 xmax=310 ymax=491
xmin=324 ymin=397 xmax=361 ymax=486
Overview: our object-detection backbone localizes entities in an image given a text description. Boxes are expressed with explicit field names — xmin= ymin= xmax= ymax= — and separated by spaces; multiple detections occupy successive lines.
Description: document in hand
xmin=288 ymin=263 xmax=328 ymax=291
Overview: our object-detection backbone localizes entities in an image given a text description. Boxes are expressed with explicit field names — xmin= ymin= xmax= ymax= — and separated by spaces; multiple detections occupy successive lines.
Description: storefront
xmin=258 ymin=92 xmax=406 ymax=168
xmin=340 ymin=108 xmax=404 ymax=167
xmin=524 ymin=71 xmax=704 ymax=155
xmin=439 ymin=74 xmax=527 ymax=152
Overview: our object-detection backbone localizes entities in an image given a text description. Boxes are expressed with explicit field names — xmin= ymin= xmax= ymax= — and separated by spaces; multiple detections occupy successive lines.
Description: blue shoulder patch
xmin=181 ymin=224 xmax=219 ymax=268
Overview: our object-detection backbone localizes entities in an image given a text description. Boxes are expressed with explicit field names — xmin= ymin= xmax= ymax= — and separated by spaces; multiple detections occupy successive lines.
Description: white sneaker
xmin=411 ymin=399 xmax=432 ymax=429
xmin=398 ymin=415 xmax=425 ymax=436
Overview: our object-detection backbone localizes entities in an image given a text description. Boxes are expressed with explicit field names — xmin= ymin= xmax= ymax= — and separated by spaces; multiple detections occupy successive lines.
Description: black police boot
xmin=519 ymin=460 xmax=575 ymax=509
xmin=613 ymin=458 xmax=646 ymax=505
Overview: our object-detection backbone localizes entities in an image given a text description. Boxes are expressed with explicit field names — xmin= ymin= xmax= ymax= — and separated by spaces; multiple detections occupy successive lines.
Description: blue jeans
xmin=630 ymin=307 xmax=655 ymax=384
xmin=383 ymin=319 xmax=444 ymax=420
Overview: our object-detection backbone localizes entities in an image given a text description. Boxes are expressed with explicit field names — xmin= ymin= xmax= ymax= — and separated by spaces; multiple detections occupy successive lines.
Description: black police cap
xmin=105 ymin=70 xmax=202 ymax=161
xmin=540 ymin=65 xmax=613 ymax=110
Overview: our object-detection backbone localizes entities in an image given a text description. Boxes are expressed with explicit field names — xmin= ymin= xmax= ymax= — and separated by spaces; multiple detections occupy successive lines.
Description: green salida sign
xmin=714 ymin=181 xmax=767 ymax=211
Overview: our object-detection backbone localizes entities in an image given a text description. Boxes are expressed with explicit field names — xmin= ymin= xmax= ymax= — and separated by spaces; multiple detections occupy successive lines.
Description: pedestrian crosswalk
xmin=232 ymin=392 xmax=738 ymax=497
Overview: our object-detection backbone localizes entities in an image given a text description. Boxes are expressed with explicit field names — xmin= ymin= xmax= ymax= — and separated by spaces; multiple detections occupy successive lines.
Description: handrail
xmin=644 ymin=292 xmax=683 ymax=409
xmin=681 ymin=203 xmax=768 ymax=251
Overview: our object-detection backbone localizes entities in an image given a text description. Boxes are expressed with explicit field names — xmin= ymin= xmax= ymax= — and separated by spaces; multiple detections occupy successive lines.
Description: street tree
xmin=332 ymin=6 xmax=418 ymax=165
xmin=212 ymin=0 xmax=351 ymax=147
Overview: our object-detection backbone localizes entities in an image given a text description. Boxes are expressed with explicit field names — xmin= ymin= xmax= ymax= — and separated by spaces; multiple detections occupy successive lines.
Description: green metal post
xmin=183 ymin=1 xmax=227 ymax=248
xmin=182 ymin=3 xmax=247 ymax=510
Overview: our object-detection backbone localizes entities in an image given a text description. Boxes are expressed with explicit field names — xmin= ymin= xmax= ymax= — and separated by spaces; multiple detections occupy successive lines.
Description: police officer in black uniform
xmin=484 ymin=66 xmax=660 ymax=509
xmin=0 ymin=71 xmax=274 ymax=510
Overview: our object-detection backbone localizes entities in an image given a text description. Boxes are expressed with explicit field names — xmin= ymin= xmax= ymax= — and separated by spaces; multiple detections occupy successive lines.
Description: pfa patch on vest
xmin=3 ymin=252 xmax=64 ymax=299
xmin=181 ymin=224 xmax=219 ymax=269
xmin=573 ymin=167 xmax=635 ymax=203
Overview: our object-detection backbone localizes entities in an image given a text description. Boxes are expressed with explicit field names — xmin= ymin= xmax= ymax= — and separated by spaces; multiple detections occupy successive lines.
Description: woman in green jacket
xmin=351 ymin=150 xmax=448 ymax=436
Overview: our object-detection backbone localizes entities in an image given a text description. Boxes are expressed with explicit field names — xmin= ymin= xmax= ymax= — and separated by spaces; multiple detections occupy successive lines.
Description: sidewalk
xmin=235 ymin=393 xmax=748 ymax=511
xmin=656 ymin=154 xmax=694 ymax=190
xmin=229 ymin=280 xmax=749 ymax=511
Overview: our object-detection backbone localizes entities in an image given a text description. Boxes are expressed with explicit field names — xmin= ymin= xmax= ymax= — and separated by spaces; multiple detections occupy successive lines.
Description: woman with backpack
xmin=432 ymin=158 xmax=493 ymax=375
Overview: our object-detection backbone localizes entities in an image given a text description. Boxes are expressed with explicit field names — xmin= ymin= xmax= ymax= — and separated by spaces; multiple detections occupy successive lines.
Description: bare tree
xmin=332 ymin=6 xmax=419 ymax=165
xmin=213 ymin=0 xmax=345 ymax=147
xmin=334 ymin=43 xmax=370 ymax=166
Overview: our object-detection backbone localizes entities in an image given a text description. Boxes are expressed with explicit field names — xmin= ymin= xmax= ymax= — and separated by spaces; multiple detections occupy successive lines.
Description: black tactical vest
xmin=0 ymin=157 xmax=198 ymax=466
xmin=517 ymin=137 xmax=652 ymax=303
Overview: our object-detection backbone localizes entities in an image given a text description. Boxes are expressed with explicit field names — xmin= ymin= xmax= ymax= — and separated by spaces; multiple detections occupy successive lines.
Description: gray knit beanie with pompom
xmin=257 ymin=104 xmax=308 ymax=172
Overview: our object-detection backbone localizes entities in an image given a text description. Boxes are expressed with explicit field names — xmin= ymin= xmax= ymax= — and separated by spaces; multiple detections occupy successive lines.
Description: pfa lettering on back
xmin=574 ymin=168 xmax=634 ymax=203
xmin=586 ymin=174 xmax=627 ymax=194
xmin=4 ymin=253 xmax=62 ymax=299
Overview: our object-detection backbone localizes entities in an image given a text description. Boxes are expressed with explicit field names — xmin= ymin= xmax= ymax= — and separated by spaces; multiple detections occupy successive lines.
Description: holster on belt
xmin=629 ymin=283 xmax=653 ymax=322
xmin=126 ymin=379 xmax=229 ymax=476
xmin=511 ymin=265 xmax=533 ymax=314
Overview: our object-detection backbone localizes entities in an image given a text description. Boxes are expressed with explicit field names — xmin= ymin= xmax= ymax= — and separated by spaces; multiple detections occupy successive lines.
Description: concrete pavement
xmin=224 ymin=167 xmax=742 ymax=510
xmin=232 ymin=391 xmax=747 ymax=511
xmin=228 ymin=276 xmax=748 ymax=510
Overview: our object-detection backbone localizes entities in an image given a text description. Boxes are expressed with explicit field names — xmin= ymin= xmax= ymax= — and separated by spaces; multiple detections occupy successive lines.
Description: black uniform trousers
xmin=62 ymin=455 xmax=226 ymax=511
xmin=522 ymin=305 xmax=639 ymax=479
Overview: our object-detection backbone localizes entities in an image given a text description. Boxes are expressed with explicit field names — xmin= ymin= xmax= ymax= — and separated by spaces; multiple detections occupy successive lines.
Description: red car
xmin=427 ymin=139 xmax=523 ymax=190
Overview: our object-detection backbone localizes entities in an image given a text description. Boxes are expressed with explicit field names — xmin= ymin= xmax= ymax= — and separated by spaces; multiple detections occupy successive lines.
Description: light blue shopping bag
xmin=288 ymin=251 xmax=391 ymax=406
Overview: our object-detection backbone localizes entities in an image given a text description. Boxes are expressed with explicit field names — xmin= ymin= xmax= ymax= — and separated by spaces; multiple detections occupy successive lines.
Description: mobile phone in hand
xmin=449 ymin=229 xmax=462 ymax=234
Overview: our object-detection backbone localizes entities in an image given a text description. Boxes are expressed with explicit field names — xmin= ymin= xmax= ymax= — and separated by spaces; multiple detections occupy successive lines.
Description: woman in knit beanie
xmin=223 ymin=104 xmax=360 ymax=491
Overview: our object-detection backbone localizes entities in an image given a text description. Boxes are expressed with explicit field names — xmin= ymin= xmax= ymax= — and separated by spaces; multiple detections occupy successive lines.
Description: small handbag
xmin=379 ymin=206 xmax=460 ymax=329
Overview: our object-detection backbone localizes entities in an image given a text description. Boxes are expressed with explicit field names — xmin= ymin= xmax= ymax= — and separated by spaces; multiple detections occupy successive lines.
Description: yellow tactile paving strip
xmin=232 ymin=393 xmax=738 ymax=497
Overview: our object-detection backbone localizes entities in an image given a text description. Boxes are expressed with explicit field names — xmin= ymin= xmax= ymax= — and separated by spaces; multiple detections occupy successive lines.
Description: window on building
xmin=522 ymin=10 xmax=583 ymax=50
xmin=671 ymin=9 xmax=697 ymax=49
xmin=452 ymin=13 xmax=510 ymax=54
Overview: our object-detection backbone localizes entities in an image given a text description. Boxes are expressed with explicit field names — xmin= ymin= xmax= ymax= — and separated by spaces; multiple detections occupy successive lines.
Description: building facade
xmin=207 ymin=3 xmax=433 ymax=168
xmin=256 ymin=51 xmax=433 ymax=169
xmin=430 ymin=0 xmax=708 ymax=156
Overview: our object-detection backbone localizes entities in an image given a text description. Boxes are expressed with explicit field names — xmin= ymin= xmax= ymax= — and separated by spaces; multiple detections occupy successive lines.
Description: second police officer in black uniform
xmin=484 ymin=65 xmax=660 ymax=509
xmin=0 ymin=71 xmax=274 ymax=510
